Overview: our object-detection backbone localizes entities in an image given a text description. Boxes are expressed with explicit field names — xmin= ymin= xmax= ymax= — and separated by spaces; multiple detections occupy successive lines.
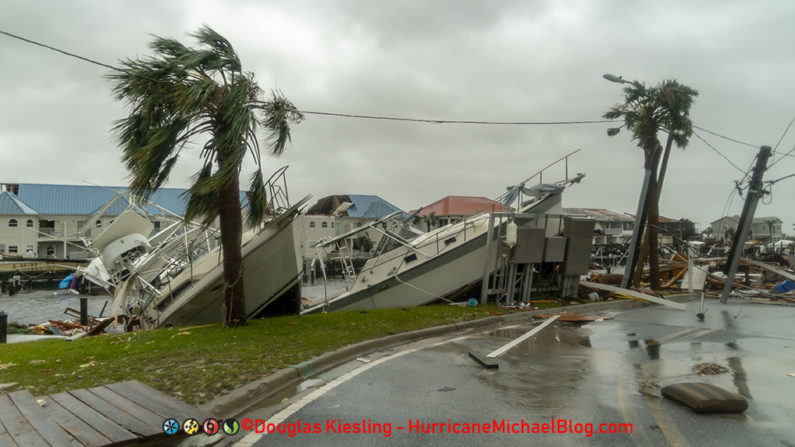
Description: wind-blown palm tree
xmin=604 ymin=79 xmax=697 ymax=289
xmin=108 ymin=26 xmax=303 ymax=327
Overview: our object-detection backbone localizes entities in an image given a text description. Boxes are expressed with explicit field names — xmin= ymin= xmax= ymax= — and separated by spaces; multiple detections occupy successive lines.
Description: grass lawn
xmin=0 ymin=304 xmax=519 ymax=405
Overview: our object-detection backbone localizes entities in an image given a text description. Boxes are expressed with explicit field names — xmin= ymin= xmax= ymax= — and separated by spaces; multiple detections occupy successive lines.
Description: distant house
xmin=298 ymin=194 xmax=407 ymax=259
xmin=411 ymin=196 xmax=507 ymax=230
xmin=0 ymin=183 xmax=194 ymax=259
xmin=657 ymin=217 xmax=697 ymax=243
xmin=751 ymin=217 xmax=783 ymax=241
xmin=710 ymin=216 xmax=739 ymax=240
xmin=710 ymin=215 xmax=782 ymax=242
xmin=562 ymin=208 xmax=634 ymax=245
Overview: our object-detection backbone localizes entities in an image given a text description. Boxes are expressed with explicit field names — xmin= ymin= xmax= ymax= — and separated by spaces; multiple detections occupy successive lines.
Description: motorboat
xmin=80 ymin=167 xmax=310 ymax=329
xmin=303 ymin=152 xmax=585 ymax=314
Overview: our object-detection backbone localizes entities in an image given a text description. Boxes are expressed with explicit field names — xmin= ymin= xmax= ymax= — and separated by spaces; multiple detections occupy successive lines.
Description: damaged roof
xmin=413 ymin=196 xmax=507 ymax=217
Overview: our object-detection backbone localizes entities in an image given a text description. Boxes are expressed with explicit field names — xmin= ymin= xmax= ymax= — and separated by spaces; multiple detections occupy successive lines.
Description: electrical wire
xmin=693 ymin=125 xmax=758 ymax=148
xmin=693 ymin=131 xmax=748 ymax=174
xmin=0 ymin=29 xmax=122 ymax=72
xmin=1 ymin=27 xmax=786 ymax=139
xmin=773 ymin=115 xmax=795 ymax=152
xmin=300 ymin=110 xmax=613 ymax=126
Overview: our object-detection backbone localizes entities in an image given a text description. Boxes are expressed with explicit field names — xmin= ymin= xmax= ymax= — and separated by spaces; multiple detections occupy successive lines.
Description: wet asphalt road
xmin=229 ymin=298 xmax=795 ymax=446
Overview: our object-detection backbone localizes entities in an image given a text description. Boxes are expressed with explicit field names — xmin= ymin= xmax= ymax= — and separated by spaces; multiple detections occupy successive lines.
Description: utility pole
xmin=720 ymin=145 xmax=772 ymax=303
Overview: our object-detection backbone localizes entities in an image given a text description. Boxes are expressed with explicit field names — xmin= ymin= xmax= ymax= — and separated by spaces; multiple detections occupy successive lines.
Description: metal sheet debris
xmin=486 ymin=314 xmax=561 ymax=358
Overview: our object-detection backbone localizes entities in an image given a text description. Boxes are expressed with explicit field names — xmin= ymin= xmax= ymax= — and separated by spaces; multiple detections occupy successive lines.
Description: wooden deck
xmin=0 ymin=381 xmax=214 ymax=446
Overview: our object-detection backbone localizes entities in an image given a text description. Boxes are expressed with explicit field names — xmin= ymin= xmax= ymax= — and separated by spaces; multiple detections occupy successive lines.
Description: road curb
xmin=201 ymin=293 xmax=696 ymax=417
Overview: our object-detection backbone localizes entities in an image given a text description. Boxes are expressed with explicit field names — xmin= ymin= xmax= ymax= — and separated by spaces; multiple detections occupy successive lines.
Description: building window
xmin=321 ymin=222 xmax=328 ymax=228
xmin=26 ymin=219 xmax=34 ymax=227
xmin=9 ymin=219 xmax=18 ymax=227
xmin=309 ymin=221 xmax=316 ymax=228
xmin=96 ymin=220 xmax=102 ymax=227
xmin=9 ymin=245 xmax=18 ymax=254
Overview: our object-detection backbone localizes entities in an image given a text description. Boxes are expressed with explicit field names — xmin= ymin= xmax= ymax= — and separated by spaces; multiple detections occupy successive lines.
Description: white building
xmin=296 ymin=194 xmax=407 ymax=260
xmin=0 ymin=183 xmax=196 ymax=259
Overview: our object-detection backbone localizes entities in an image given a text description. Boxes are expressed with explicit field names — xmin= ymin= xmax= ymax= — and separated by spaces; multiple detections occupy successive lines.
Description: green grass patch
xmin=0 ymin=305 xmax=512 ymax=405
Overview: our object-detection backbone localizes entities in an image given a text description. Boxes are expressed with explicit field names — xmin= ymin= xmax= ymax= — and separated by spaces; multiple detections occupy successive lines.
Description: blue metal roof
xmin=10 ymin=184 xmax=248 ymax=216
xmin=0 ymin=191 xmax=38 ymax=215
xmin=346 ymin=194 xmax=408 ymax=219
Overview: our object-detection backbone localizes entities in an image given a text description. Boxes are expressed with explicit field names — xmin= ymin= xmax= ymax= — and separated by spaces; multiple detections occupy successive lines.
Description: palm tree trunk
xmin=657 ymin=133 xmax=675 ymax=192
xmin=218 ymin=156 xmax=247 ymax=327
xmin=647 ymin=174 xmax=661 ymax=290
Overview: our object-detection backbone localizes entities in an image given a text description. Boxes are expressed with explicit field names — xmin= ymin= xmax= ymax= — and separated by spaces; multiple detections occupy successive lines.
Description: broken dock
xmin=0 ymin=380 xmax=213 ymax=446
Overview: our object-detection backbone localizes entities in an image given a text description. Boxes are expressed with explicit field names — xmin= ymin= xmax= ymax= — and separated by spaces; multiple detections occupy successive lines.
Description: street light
xmin=603 ymin=73 xmax=644 ymax=89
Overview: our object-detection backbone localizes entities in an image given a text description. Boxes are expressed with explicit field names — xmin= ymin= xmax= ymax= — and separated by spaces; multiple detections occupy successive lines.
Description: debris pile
xmin=589 ymin=252 xmax=795 ymax=305
xmin=27 ymin=307 xmax=114 ymax=337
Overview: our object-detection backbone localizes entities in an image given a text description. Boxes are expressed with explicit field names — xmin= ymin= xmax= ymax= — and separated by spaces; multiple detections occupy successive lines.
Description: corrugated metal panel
xmin=0 ymin=191 xmax=38 ymax=215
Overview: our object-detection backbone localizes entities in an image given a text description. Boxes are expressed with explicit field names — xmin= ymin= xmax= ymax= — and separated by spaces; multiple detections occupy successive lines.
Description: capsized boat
xmin=303 ymin=152 xmax=585 ymax=314
xmin=80 ymin=167 xmax=310 ymax=329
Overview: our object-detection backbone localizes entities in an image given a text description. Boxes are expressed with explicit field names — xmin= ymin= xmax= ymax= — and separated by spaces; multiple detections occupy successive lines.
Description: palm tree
xmin=108 ymin=26 xmax=303 ymax=327
xmin=424 ymin=212 xmax=439 ymax=232
xmin=604 ymin=79 xmax=697 ymax=289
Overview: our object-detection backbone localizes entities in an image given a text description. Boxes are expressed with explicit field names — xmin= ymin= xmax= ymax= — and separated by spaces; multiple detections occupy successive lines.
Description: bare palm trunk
xmin=218 ymin=157 xmax=247 ymax=327
xmin=647 ymin=174 xmax=661 ymax=290
xmin=657 ymin=134 xmax=675 ymax=192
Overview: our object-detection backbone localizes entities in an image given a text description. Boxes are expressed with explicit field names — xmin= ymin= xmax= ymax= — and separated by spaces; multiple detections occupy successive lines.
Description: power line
xmin=2 ymin=26 xmax=794 ymax=139
xmin=0 ymin=29 xmax=121 ymax=72
xmin=773 ymin=115 xmax=795 ymax=152
xmin=300 ymin=110 xmax=613 ymax=125
xmin=693 ymin=131 xmax=747 ymax=174
xmin=693 ymin=125 xmax=757 ymax=148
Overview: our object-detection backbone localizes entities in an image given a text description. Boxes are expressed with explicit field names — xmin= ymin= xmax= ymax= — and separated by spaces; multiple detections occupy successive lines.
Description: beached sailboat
xmin=303 ymin=152 xmax=585 ymax=314
xmin=80 ymin=167 xmax=309 ymax=329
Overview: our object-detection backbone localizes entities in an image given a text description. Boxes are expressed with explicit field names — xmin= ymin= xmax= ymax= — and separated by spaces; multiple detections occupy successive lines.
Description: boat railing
xmin=466 ymin=148 xmax=583 ymax=218
xmin=263 ymin=166 xmax=291 ymax=214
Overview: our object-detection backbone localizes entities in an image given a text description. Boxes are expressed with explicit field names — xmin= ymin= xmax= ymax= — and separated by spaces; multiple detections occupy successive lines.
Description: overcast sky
xmin=2 ymin=0 xmax=794 ymax=234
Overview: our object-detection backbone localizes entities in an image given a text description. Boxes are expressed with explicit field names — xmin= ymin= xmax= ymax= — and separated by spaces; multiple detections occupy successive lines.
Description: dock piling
xmin=0 ymin=311 xmax=7 ymax=343
xmin=80 ymin=298 xmax=88 ymax=326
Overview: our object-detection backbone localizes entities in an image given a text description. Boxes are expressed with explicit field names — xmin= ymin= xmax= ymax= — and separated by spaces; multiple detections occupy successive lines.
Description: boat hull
xmin=142 ymin=213 xmax=302 ymax=328
xmin=303 ymin=229 xmax=496 ymax=313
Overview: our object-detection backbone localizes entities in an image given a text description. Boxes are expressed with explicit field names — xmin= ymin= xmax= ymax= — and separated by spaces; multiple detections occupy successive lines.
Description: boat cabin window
xmin=322 ymin=222 xmax=328 ymax=228
xmin=153 ymin=221 xmax=161 ymax=230
xmin=26 ymin=219 xmax=34 ymax=227
xmin=331 ymin=222 xmax=334 ymax=228
xmin=8 ymin=245 xmax=18 ymax=253
xmin=8 ymin=219 xmax=17 ymax=227
xmin=405 ymin=253 xmax=418 ymax=263
xmin=444 ymin=237 xmax=456 ymax=246
xmin=309 ymin=221 xmax=316 ymax=228
xmin=96 ymin=220 xmax=102 ymax=228
xmin=46 ymin=245 xmax=55 ymax=256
